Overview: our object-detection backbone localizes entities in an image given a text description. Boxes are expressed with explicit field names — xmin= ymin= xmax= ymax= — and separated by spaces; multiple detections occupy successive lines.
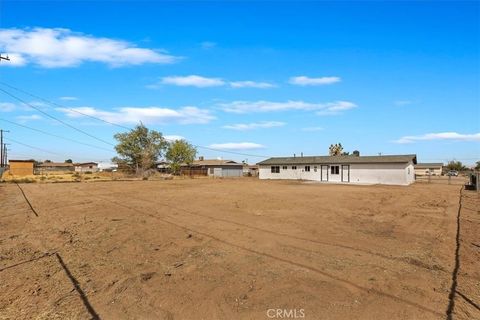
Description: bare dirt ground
xmin=0 ymin=179 xmax=478 ymax=320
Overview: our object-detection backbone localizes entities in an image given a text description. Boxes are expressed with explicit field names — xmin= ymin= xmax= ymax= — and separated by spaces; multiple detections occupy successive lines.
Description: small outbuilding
xmin=74 ymin=162 xmax=99 ymax=173
xmin=8 ymin=160 xmax=35 ymax=176
xmin=414 ymin=163 xmax=443 ymax=176
xmin=257 ymin=154 xmax=417 ymax=186
xmin=182 ymin=158 xmax=243 ymax=177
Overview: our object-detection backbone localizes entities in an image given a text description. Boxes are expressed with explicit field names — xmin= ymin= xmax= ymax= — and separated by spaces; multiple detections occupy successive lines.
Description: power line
xmin=5 ymin=137 xmax=64 ymax=156
xmin=0 ymin=118 xmax=115 ymax=153
xmin=0 ymin=81 xmax=131 ymax=131
xmin=0 ymin=82 xmax=270 ymax=159
xmin=0 ymin=87 xmax=116 ymax=147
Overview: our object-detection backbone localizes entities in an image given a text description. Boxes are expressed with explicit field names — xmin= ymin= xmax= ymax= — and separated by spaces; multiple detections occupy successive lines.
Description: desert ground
xmin=0 ymin=179 xmax=478 ymax=320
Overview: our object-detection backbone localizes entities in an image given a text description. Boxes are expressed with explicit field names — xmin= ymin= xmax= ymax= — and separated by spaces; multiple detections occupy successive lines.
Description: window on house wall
xmin=282 ymin=166 xmax=287 ymax=170
xmin=314 ymin=166 xmax=317 ymax=172
xmin=305 ymin=166 xmax=310 ymax=172
xmin=292 ymin=166 xmax=297 ymax=170
xmin=271 ymin=166 xmax=280 ymax=173
xmin=210 ymin=168 xmax=214 ymax=174
xmin=331 ymin=165 xmax=340 ymax=174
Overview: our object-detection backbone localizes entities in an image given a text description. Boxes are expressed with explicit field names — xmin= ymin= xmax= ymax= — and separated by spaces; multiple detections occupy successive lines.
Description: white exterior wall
xmin=207 ymin=167 xmax=243 ymax=177
xmin=259 ymin=162 xmax=415 ymax=186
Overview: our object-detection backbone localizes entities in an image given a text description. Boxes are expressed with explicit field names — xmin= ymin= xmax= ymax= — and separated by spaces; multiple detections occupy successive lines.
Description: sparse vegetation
xmin=113 ymin=123 xmax=168 ymax=175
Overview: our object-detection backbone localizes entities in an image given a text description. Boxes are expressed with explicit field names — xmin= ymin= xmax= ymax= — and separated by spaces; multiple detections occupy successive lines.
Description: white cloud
xmin=394 ymin=100 xmax=413 ymax=106
xmin=16 ymin=114 xmax=42 ymax=123
xmin=0 ymin=27 xmax=179 ymax=68
xmin=301 ymin=126 xmax=324 ymax=132
xmin=289 ymin=76 xmax=341 ymax=86
xmin=161 ymin=75 xmax=225 ymax=88
xmin=209 ymin=142 xmax=265 ymax=150
xmin=0 ymin=102 xmax=16 ymax=112
xmin=150 ymin=75 xmax=276 ymax=89
xmin=0 ymin=53 xmax=27 ymax=67
xmin=229 ymin=81 xmax=276 ymax=89
xmin=394 ymin=132 xmax=480 ymax=144
xmin=200 ymin=41 xmax=216 ymax=49
xmin=219 ymin=100 xmax=357 ymax=114
xmin=57 ymin=106 xmax=215 ymax=125
xmin=164 ymin=135 xmax=185 ymax=141
xmin=222 ymin=121 xmax=285 ymax=131
xmin=59 ymin=96 xmax=78 ymax=101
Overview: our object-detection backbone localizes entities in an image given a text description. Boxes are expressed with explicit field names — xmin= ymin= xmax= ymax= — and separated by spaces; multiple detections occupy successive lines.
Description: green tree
xmin=65 ymin=159 xmax=73 ymax=163
xmin=446 ymin=160 xmax=465 ymax=171
xmin=475 ymin=161 xmax=480 ymax=171
xmin=113 ymin=124 xmax=168 ymax=175
xmin=166 ymin=140 xmax=197 ymax=175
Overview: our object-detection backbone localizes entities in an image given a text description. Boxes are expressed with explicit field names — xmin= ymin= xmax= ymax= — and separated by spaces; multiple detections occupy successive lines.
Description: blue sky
xmin=0 ymin=1 xmax=478 ymax=165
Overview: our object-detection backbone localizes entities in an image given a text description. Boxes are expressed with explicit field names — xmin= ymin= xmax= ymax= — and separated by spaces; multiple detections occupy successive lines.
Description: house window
xmin=271 ymin=166 xmax=280 ymax=173
xmin=331 ymin=165 xmax=340 ymax=175
xmin=210 ymin=168 xmax=214 ymax=174
xmin=314 ymin=166 xmax=317 ymax=172
xmin=305 ymin=166 xmax=310 ymax=172
xmin=282 ymin=166 xmax=287 ymax=170
xmin=292 ymin=166 xmax=297 ymax=170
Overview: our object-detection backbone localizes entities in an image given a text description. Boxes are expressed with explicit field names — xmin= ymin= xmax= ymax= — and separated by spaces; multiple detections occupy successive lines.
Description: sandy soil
xmin=0 ymin=179 xmax=478 ymax=320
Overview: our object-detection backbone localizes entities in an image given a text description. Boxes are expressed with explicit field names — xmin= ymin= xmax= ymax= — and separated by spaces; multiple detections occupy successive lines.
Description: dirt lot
xmin=0 ymin=179 xmax=478 ymax=320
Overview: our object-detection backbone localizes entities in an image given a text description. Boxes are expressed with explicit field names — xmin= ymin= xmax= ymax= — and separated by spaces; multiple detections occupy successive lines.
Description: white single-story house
xmin=98 ymin=162 xmax=118 ymax=172
xmin=74 ymin=162 xmax=99 ymax=173
xmin=257 ymin=154 xmax=417 ymax=186
xmin=414 ymin=163 xmax=443 ymax=176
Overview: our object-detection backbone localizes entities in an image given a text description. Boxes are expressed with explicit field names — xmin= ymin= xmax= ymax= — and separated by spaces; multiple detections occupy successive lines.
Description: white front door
xmin=321 ymin=165 xmax=328 ymax=181
xmin=341 ymin=165 xmax=350 ymax=182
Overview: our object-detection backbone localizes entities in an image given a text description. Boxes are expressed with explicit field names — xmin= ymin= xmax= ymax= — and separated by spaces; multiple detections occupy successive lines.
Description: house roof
xmin=414 ymin=163 xmax=443 ymax=168
xmin=257 ymin=154 xmax=417 ymax=165
xmin=74 ymin=162 xmax=98 ymax=166
xmin=37 ymin=162 xmax=74 ymax=167
xmin=189 ymin=159 xmax=242 ymax=167
xmin=9 ymin=160 xmax=35 ymax=163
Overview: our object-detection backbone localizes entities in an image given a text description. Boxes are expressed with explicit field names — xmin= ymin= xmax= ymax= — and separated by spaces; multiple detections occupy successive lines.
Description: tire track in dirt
xmin=5 ymin=183 xmax=101 ymax=319
xmin=91 ymin=187 xmax=448 ymax=273
xmin=83 ymin=190 xmax=443 ymax=317
xmin=15 ymin=182 xmax=39 ymax=217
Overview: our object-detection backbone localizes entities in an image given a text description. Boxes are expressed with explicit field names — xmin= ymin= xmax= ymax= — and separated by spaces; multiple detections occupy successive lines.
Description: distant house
xmin=74 ymin=162 xmax=99 ymax=173
xmin=257 ymin=154 xmax=417 ymax=186
xmin=243 ymin=165 xmax=259 ymax=177
xmin=181 ymin=157 xmax=243 ymax=177
xmin=8 ymin=160 xmax=35 ymax=176
xmin=97 ymin=162 xmax=118 ymax=172
xmin=414 ymin=163 xmax=443 ymax=176
xmin=36 ymin=162 xmax=74 ymax=173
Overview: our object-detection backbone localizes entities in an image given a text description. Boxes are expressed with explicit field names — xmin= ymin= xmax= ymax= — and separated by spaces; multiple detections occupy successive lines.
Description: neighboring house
xmin=182 ymin=158 xmax=243 ymax=177
xmin=243 ymin=165 xmax=259 ymax=177
xmin=8 ymin=160 xmax=35 ymax=176
xmin=74 ymin=162 xmax=99 ymax=173
xmin=257 ymin=154 xmax=417 ymax=186
xmin=414 ymin=163 xmax=443 ymax=176
xmin=36 ymin=162 xmax=74 ymax=173
xmin=156 ymin=161 xmax=171 ymax=173
xmin=98 ymin=162 xmax=119 ymax=172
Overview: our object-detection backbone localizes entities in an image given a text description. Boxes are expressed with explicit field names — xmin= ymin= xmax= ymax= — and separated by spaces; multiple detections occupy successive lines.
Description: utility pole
xmin=3 ymin=144 xmax=7 ymax=167
xmin=0 ymin=129 xmax=9 ymax=167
